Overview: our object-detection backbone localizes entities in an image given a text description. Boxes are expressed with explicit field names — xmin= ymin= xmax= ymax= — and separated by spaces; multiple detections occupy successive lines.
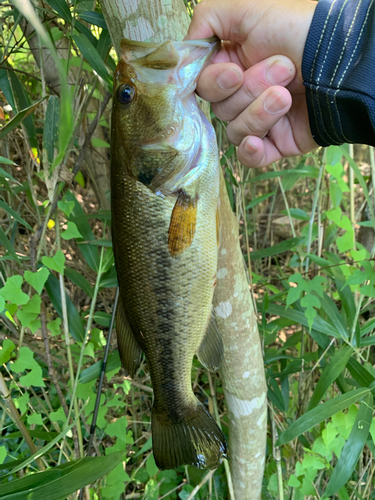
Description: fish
xmin=110 ymin=36 xmax=227 ymax=470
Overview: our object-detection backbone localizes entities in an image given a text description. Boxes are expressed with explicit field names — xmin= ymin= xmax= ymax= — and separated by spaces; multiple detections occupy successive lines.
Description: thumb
xmin=185 ymin=0 xmax=251 ymax=41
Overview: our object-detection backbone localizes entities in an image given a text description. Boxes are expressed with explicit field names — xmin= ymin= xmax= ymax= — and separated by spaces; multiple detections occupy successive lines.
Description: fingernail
xmin=217 ymin=68 xmax=242 ymax=90
xmin=266 ymin=59 xmax=294 ymax=85
xmin=264 ymin=91 xmax=287 ymax=114
xmin=243 ymin=138 xmax=258 ymax=156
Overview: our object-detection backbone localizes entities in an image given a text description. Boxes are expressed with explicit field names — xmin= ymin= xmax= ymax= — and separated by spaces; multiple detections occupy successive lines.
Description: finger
xmin=226 ymin=86 xmax=292 ymax=146
xmin=196 ymin=63 xmax=243 ymax=103
xmin=213 ymin=55 xmax=295 ymax=121
xmin=186 ymin=0 xmax=251 ymax=42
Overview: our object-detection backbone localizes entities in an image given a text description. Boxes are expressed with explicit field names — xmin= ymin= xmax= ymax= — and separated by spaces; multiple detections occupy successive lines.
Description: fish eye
xmin=117 ymin=84 xmax=135 ymax=105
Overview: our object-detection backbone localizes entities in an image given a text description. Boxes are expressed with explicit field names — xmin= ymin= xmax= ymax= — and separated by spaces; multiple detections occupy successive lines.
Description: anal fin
xmin=116 ymin=297 xmax=142 ymax=378
xmin=196 ymin=311 xmax=224 ymax=372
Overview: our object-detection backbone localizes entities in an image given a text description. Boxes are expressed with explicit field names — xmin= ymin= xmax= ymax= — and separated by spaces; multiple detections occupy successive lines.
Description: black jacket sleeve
xmin=302 ymin=0 xmax=375 ymax=147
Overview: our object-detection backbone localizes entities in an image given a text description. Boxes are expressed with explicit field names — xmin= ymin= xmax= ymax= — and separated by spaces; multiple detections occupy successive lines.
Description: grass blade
xmin=322 ymin=393 xmax=373 ymax=499
xmin=276 ymin=388 xmax=369 ymax=446
xmin=249 ymin=237 xmax=305 ymax=260
xmin=307 ymin=346 xmax=353 ymax=411
xmin=0 ymin=452 xmax=124 ymax=499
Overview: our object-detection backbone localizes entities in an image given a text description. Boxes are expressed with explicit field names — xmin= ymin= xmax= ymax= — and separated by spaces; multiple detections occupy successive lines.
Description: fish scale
xmin=111 ymin=36 xmax=227 ymax=470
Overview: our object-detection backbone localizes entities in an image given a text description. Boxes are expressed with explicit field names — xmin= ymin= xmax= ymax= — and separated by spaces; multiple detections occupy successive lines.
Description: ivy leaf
xmin=10 ymin=346 xmax=38 ymax=372
xmin=0 ymin=339 xmax=16 ymax=364
xmin=345 ymin=261 xmax=375 ymax=287
xmin=48 ymin=317 xmax=61 ymax=336
xmin=0 ymin=296 xmax=4 ymax=314
xmin=17 ymin=295 xmax=42 ymax=331
xmin=286 ymin=274 xmax=326 ymax=330
xmin=14 ymin=393 xmax=29 ymax=414
xmin=58 ymin=200 xmax=75 ymax=217
xmin=50 ymin=405 xmax=67 ymax=424
xmin=29 ymin=319 xmax=41 ymax=334
xmin=326 ymin=206 xmax=342 ymax=226
xmin=0 ymin=275 xmax=29 ymax=305
xmin=42 ymin=250 xmax=65 ymax=275
xmin=24 ymin=268 xmax=50 ymax=294
xmin=22 ymin=295 xmax=41 ymax=314
xmin=61 ymin=221 xmax=83 ymax=240
xmin=106 ymin=417 xmax=130 ymax=443
xmin=27 ymin=413 xmax=44 ymax=426
xmin=17 ymin=309 xmax=38 ymax=329
xmin=20 ymin=365 xmax=45 ymax=387
xmin=336 ymin=216 xmax=354 ymax=253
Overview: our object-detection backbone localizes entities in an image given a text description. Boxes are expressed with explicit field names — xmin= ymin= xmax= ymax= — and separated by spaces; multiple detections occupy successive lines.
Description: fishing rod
xmin=78 ymin=287 xmax=119 ymax=500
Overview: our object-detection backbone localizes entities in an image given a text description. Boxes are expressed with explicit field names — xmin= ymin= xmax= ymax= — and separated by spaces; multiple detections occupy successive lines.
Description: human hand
xmin=187 ymin=0 xmax=318 ymax=167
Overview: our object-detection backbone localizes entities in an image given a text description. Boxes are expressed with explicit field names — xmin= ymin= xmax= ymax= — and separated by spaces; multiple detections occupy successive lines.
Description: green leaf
xmin=72 ymin=34 xmax=112 ymax=88
xmin=91 ymin=137 xmax=110 ymax=148
xmin=276 ymin=388 xmax=369 ymax=446
xmin=47 ymin=317 xmax=61 ymax=336
xmin=44 ymin=273 xmax=85 ymax=342
xmin=0 ymin=226 xmax=21 ymax=263
xmin=322 ymin=393 xmax=373 ymax=499
xmin=57 ymin=200 xmax=75 ymax=217
xmin=42 ymin=250 xmax=65 ymax=275
xmin=61 ymin=221 xmax=83 ymax=240
xmin=286 ymin=208 xmax=310 ymax=221
xmin=267 ymin=304 xmax=339 ymax=340
xmin=0 ymin=447 xmax=6 ymax=465
xmin=249 ymin=237 xmax=305 ymax=260
xmin=78 ymin=11 xmax=107 ymax=29
xmin=0 ymin=96 xmax=47 ymax=140
xmin=10 ymin=346 xmax=38 ymax=372
xmin=106 ymin=417 xmax=129 ymax=442
xmin=64 ymin=267 xmax=93 ymax=298
xmin=146 ymin=453 xmax=159 ymax=477
xmin=286 ymin=274 xmax=326 ymax=330
xmin=0 ymin=68 xmax=15 ymax=110
xmin=4 ymin=430 xmax=58 ymax=442
xmin=245 ymin=167 xmax=319 ymax=183
xmin=0 ymin=157 xmax=17 ymax=165
xmin=0 ymin=275 xmax=29 ymax=305
xmin=347 ymin=358 xmax=375 ymax=387
xmin=24 ymin=268 xmax=50 ymax=295
xmin=79 ymin=351 xmax=121 ymax=384
xmin=65 ymin=191 xmax=99 ymax=272
xmin=245 ymin=191 xmax=275 ymax=210
xmin=341 ymin=146 xmax=375 ymax=226
xmin=6 ymin=66 xmax=38 ymax=148
xmin=0 ymin=339 xmax=16 ymax=364
xmin=307 ymin=347 xmax=354 ymax=411
xmin=43 ymin=95 xmax=60 ymax=168
xmin=27 ymin=413 xmax=43 ymax=426
xmin=0 ymin=167 xmax=18 ymax=182
xmin=0 ymin=200 xmax=32 ymax=230
xmin=47 ymin=0 xmax=72 ymax=23
xmin=0 ymin=452 xmax=124 ymax=500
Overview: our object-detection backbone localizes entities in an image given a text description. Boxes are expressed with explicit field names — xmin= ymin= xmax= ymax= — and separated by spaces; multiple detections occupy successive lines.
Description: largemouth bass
xmin=111 ymin=36 xmax=227 ymax=470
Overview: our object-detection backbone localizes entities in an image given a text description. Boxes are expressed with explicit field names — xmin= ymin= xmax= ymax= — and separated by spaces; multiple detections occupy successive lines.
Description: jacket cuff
xmin=302 ymin=0 xmax=375 ymax=147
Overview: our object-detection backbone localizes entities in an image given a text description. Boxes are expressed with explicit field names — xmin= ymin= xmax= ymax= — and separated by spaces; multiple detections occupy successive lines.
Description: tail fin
xmin=152 ymin=402 xmax=227 ymax=470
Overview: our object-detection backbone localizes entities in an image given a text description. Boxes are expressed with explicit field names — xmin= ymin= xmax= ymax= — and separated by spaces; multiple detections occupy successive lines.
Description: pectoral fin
xmin=116 ymin=297 xmax=142 ymax=378
xmin=168 ymin=190 xmax=197 ymax=257
xmin=196 ymin=311 xmax=224 ymax=372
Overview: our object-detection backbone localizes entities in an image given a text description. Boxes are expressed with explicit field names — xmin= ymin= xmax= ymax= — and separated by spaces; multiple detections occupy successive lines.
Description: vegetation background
xmin=0 ymin=0 xmax=375 ymax=499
